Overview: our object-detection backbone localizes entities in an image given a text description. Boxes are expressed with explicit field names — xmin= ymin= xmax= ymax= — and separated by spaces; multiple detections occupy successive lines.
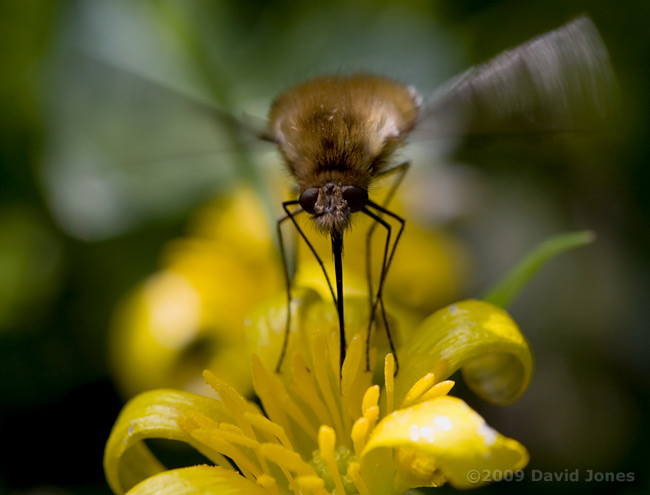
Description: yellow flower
xmin=104 ymin=290 xmax=532 ymax=494
xmin=109 ymin=188 xmax=283 ymax=398
xmin=108 ymin=186 xmax=469 ymax=399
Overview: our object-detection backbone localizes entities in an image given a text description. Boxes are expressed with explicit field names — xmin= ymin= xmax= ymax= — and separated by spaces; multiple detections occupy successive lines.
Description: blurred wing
xmin=76 ymin=52 xmax=276 ymax=145
xmin=419 ymin=16 xmax=618 ymax=137
xmin=42 ymin=52 xmax=275 ymax=240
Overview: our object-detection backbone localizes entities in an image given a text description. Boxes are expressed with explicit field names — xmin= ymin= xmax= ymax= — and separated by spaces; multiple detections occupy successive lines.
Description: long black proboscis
xmin=331 ymin=231 xmax=346 ymax=372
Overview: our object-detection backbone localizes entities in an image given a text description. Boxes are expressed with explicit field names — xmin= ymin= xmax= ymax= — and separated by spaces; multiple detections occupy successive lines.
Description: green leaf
xmin=483 ymin=231 xmax=595 ymax=308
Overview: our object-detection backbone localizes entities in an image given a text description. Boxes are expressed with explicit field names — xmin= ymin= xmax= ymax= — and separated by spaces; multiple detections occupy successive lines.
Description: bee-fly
xmin=264 ymin=16 xmax=617 ymax=374
xmin=85 ymin=16 xmax=616 ymax=375
xmin=268 ymin=74 xmax=420 ymax=373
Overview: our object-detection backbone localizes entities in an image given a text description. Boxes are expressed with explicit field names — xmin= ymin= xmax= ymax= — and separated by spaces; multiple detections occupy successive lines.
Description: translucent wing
xmin=419 ymin=16 xmax=618 ymax=137
xmin=75 ymin=53 xmax=274 ymax=145
xmin=42 ymin=51 xmax=275 ymax=240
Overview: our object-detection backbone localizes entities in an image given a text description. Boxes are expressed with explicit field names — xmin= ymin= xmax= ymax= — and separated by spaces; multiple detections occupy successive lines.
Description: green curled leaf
xmin=484 ymin=230 xmax=595 ymax=308
xmin=104 ymin=389 xmax=234 ymax=495
xmin=394 ymin=300 xmax=533 ymax=406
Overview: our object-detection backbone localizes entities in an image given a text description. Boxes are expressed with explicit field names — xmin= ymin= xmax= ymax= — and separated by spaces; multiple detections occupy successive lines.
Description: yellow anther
xmin=257 ymin=474 xmax=278 ymax=495
xmin=401 ymin=372 xmax=436 ymax=408
xmin=296 ymin=475 xmax=329 ymax=495
xmin=351 ymin=416 xmax=369 ymax=457
xmin=202 ymin=370 xmax=252 ymax=420
xmin=244 ymin=412 xmax=293 ymax=449
xmin=361 ymin=385 xmax=379 ymax=415
xmin=341 ymin=333 xmax=374 ymax=425
xmin=417 ymin=380 xmax=455 ymax=404
xmin=341 ymin=331 xmax=364 ymax=392
xmin=210 ymin=427 xmax=260 ymax=449
xmin=347 ymin=461 xmax=370 ymax=495
xmin=189 ymin=428 xmax=261 ymax=481
xmin=218 ymin=422 xmax=244 ymax=434
xmin=312 ymin=333 xmax=345 ymax=439
xmin=318 ymin=425 xmax=346 ymax=495
xmin=290 ymin=353 xmax=332 ymax=427
xmin=363 ymin=405 xmax=379 ymax=425
xmin=384 ymin=353 xmax=395 ymax=415
xmin=252 ymin=355 xmax=319 ymax=446
xmin=258 ymin=443 xmax=316 ymax=476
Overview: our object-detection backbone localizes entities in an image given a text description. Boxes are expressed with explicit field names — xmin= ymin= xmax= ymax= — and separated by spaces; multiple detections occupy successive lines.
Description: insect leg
xmin=275 ymin=201 xmax=300 ymax=372
xmin=366 ymin=200 xmax=406 ymax=277
xmin=361 ymin=203 xmax=405 ymax=373
xmin=275 ymin=200 xmax=338 ymax=372
xmin=365 ymin=161 xmax=410 ymax=313
xmin=281 ymin=202 xmax=337 ymax=305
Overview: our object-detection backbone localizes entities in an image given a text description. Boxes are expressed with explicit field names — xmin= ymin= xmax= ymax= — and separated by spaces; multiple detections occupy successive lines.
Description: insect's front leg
xmin=365 ymin=161 xmax=410 ymax=307
xmin=275 ymin=201 xmax=338 ymax=372
xmin=361 ymin=202 xmax=405 ymax=374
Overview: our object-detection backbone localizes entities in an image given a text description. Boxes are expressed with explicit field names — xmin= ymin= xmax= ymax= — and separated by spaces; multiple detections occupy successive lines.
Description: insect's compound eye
xmin=299 ymin=188 xmax=319 ymax=214
xmin=341 ymin=186 xmax=368 ymax=213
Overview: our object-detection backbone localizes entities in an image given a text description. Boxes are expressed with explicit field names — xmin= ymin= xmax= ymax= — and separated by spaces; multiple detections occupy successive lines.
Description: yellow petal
xmin=104 ymin=389 xmax=235 ymax=495
xmin=125 ymin=465 xmax=268 ymax=495
xmin=394 ymin=300 xmax=533 ymax=405
xmin=362 ymin=396 xmax=528 ymax=490
xmin=244 ymin=287 xmax=321 ymax=378
xmin=109 ymin=187 xmax=283 ymax=400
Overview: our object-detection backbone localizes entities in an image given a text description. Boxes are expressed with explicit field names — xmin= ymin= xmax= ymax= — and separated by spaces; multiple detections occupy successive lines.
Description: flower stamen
xmin=290 ymin=353 xmax=333 ymax=428
xmin=188 ymin=426 xmax=262 ymax=481
xmin=347 ymin=461 xmax=370 ymax=495
xmin=312 ymin=333 xmax=346 ymax=441
xmin=318 ymin=425 xmax=346 ymax=495
xmin=384 ymin=353 xmax=396 ymax=415
xmin=252 ymin=355 xmax=319 ymax=442
xmin=351 ymin=417 xmax=369 ymax=457
xmin=400 ymin=372 xmax=437 ymax=408
xmin=244 ymin=411 xmax=293 ymax=449
xmin=201 ymin=370 xmax=271 ymax=471
xmin=259 ymin=442 xmax=316 ymax=494
xmin=417 ymin=380 xmax=455 ymax=404
xmin=341 ymin=333 xmax=373 ymax=423
xmin=257 ymin=474 xmax=279 ymax=495
xmin=350 ymin=385 xmax=380 ymax=457
xmin=296 ymin=475 xmax=329 ymax=495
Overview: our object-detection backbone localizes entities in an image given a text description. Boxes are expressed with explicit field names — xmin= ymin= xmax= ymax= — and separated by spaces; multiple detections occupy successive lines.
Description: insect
xmin=268 ymin=74 xmax=419 ymax=374
xmin=264 ymin=15 xmax=617 ymax=373
xmin=84 ymin=15 xmax=616 ymax=375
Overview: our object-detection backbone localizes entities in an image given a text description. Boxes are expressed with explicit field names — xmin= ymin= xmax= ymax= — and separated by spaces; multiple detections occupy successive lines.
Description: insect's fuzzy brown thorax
xmin=268 ymin=74 xmax=421 ymax=193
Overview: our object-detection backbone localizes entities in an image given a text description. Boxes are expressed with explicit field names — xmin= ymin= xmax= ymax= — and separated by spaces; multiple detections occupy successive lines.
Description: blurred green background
xmin=1 ymin=0 xmax=648 ymax=494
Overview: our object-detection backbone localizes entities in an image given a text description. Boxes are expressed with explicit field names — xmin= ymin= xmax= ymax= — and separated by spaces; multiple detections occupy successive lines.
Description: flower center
xmin=310 ymin=445 xmax=357 ymax=495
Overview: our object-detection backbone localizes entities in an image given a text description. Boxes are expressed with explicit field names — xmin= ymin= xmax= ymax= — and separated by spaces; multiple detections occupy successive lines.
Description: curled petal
xmin=395 ymin=300 xmax=533 ymax=405
xmin=125 ymin=465 xmax=268 ymax=495
xmin=362 ymin=396 xmax=528 ymax=490
xmin=104 ymin=389 xmax=235 ymax=495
